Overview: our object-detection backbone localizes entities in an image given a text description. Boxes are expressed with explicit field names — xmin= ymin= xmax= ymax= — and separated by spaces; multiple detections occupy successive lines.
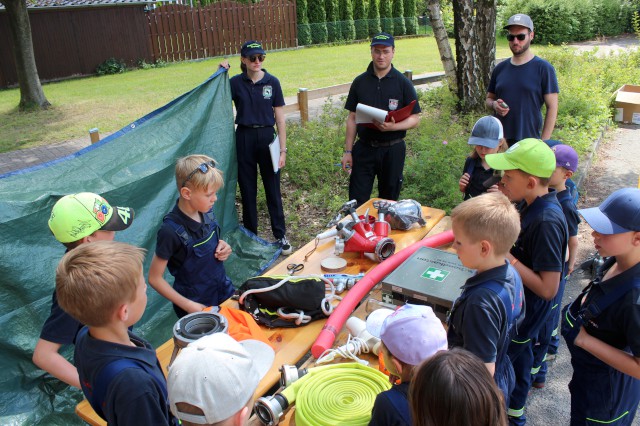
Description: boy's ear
xmin=391 ymin=356 xmax=404 ymax=376
xmin=526 ymin=175 xmax=538 ymax=190
xmin=632 ymin=232 xmax=640 ymax=247
xmin=480 ymin=239 xmax=492 ymax=256
xmin=116 ymin=303 xmax=129 ymax=322
xmin=180 ymin=186 xmax=192 ymax=200
xmin=234 ymin=404 xmax=250 ymax=426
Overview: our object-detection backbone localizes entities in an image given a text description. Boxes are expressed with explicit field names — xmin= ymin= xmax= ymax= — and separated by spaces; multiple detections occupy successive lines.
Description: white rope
xmin=315 ymin=334 xmax=373 ymax=366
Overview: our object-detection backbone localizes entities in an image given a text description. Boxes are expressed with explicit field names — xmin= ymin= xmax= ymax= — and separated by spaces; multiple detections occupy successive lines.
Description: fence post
xmin=404 ymin=70 xmax=413 ymax=81
xmin=89 ymin=128 xmax=100 ymax=144
xmin=298 ymin=88 xmax=309 ymax=125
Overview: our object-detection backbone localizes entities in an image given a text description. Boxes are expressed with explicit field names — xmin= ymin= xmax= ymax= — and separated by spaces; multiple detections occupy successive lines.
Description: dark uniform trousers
xmin=236 ymin=125 xmax=286 ymax=240
xmin=349 ymin=139 xmax=406 ymax=207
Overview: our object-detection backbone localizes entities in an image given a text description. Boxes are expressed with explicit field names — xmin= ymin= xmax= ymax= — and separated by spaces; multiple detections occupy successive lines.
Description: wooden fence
xmin=148 ymin=0 xmax=297 ymax=62
xmin=0 ymin=0 xmax=297 ymax=88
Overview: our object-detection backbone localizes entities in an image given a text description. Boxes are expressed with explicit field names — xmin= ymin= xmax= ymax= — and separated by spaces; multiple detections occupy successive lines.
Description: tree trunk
xmin=426 ymin=0 xmax=456 ymax=93
xmin=452 ymin=0 xmax=482 ymax=111
xmin=475 ymin=0 xmax=497 ymax=92
xmin=1 ymin=0 xmax=50 ymax=110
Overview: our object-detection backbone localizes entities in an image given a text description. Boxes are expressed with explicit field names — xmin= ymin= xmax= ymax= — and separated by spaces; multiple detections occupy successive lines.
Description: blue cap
xmin=370 ymin=32 xmax=395 ymax=48
xmin=579 ymin=188 xmax=640 ymax=234
xmin=468 ymin=116 xmax=503 ymax=149
xmin=240 ymin=41 xmax=265 ymax=57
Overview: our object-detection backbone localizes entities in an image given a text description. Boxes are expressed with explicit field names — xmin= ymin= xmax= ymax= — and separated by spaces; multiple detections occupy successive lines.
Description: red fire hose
xmin=311 ymin=229 xmax=454 ymax=358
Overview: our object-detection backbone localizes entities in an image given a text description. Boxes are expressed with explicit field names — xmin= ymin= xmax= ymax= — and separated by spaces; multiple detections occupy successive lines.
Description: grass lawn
xmin=0 ymin=36 xmax=514 ymax=153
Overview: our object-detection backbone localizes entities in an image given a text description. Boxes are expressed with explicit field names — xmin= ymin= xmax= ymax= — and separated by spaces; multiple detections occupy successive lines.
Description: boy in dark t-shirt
xmin=448 ymin=192 xmax=524 ymax=405
xmin=33 ymin=193 xmax=134 ymax=389
xmin=486 ymin=138 xmax=568 ymax=425
xmin=533 ymin=144 xmax=581 ymax=388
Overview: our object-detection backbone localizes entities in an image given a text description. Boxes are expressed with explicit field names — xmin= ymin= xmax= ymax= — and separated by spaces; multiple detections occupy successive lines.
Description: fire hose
xmin=255 ymin=363 xmax=390 ymax=426
xmin=311 ymin=229 xmax=455 ymax=358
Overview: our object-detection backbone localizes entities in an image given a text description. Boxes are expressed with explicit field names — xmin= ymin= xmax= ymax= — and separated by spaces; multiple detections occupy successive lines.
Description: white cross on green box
xmin=422 ymin=267 xmax=450 ymax=282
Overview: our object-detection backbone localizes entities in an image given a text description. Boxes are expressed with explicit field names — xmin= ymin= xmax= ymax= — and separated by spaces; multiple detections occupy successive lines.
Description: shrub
xmin=393 ymin=0 xmax=406 ymax=36
xmin=96 ymin=58 xmax=126 ymax=75
xmin=308 ymin=1 xmax=328 ymax=43
xmin=340 ymin=0 xmax=357 ymax=40
xmin=368 ymin=0 xmax=382 ymax=36
xmin=297 ymin=0 xmax=313 ymax=46
xmin=326 ymin=0 xmax=341 ymax=42
xmin=354 ymin=0 xmax=369 ymax=39
xmin=404 ymin=0 xmax=418 ymax=35
xmin=380 ymin=0 xmax=393 ymax=33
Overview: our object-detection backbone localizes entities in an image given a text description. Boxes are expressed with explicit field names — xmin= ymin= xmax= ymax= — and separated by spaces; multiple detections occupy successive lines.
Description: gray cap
xmin=504 ymin=14 xmax=534 ymax=31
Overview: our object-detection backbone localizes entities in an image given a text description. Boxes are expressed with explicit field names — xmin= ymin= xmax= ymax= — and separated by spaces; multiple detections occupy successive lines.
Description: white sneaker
xmin=279 ymin=237 xmax=293 ymax=255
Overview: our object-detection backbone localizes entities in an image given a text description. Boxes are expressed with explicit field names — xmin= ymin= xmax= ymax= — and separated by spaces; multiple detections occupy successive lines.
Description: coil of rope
xmin=293 ymin=363 xmax=390 ymax=426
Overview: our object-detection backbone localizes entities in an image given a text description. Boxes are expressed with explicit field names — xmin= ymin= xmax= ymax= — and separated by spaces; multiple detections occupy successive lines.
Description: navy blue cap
xmin=241 ymin=41 xmax=265 ymax=57
xmin=370 ymin=32 xmax=395 ymax=48
xmin=579 ymin=188 xmax=640 ymax=234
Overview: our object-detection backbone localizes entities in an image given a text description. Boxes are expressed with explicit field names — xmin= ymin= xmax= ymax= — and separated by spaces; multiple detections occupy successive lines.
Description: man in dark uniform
xmin=341 ymin=32 xmax=421 ymax=207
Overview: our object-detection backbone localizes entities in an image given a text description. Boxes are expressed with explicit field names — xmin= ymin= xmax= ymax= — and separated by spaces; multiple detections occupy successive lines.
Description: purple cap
xmin=366 ymin=304 xmax=447 ymax=366
xmin=552 ymin=144 xmax=578 ymax=172
xmin=468 ymin=116 xmax=504 ymax=149
xmin=578 ymin=188 xmax=640 ymax=234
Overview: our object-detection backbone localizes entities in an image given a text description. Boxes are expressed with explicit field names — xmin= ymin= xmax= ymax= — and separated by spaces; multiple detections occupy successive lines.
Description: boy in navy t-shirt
xmin=562 ymin=188 xmax=640 ymax=425
xmin=533 ymin=144 xmax=581 ymax=388
xmin=33 ymin=193 xmax=134 ymax=389
xmin=486 ymin=138 xmax=568 ymax=425
xmin=57 ymin=241 xmax=174 ymax=425
xmin=448 ymin=192 xmax=524 ymax=405
xmin=149 ymin=155 xmax=234 ymax=318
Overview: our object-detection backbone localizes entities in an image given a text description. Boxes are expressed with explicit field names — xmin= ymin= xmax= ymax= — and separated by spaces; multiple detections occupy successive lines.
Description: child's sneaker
xmin=279 ymin=237 xmax=293 ymax=255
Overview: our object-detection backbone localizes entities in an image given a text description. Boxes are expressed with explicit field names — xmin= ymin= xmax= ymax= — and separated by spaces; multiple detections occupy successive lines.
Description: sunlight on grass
xmin=0 ymin=36 xmax=515 ymax=152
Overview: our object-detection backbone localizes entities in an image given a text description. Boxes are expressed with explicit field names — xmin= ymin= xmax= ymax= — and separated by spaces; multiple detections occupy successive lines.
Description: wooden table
xmin=76 ymin=199 xmax=446 ymax=425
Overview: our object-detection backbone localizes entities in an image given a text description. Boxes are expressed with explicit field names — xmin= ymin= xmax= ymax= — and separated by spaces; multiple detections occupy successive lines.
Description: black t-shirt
xmin=230 ymin=69 xmax=285 ymax=127
xmin=462 ymin=156 xmax=496 ymax=200
xmin=345 ymin=62 xmax=421 ymax=142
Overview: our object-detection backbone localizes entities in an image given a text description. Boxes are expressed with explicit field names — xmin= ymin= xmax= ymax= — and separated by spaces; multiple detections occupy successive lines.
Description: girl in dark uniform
xmin=220 ymin=41 xmax=291 ymax=254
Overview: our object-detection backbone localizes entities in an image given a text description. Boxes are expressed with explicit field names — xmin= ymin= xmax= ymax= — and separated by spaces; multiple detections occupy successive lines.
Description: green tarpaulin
xmin=0 ymin=69 xmax=279 ymax=425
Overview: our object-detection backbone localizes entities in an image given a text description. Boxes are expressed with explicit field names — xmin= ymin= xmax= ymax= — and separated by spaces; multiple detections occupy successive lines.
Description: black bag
xmin=238 ymin=275 xmax=329 ymax=328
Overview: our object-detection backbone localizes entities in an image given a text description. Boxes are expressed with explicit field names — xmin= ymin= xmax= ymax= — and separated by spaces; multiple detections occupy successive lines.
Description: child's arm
xmin=508 ymin=254 xmax=560 ymax=301
xmin=214 ymin=239 xmax=232 ymax=261
xmin=567 ymin=235 xmax=578 ymax=275
xmin=485 ymin=362 xmax=495 ymax=376
xmin=575 ymin=327 xmax=640 ymax=379
xmin=148 ymin=255 xmax=206 ymax=313
xmin=32 ymin=339 xmax=81 ymax=388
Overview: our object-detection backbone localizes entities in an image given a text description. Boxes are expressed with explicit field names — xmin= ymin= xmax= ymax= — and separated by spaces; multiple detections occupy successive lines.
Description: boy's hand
xmin=219 ymin=59 xmax=230 ymax=70
xmin=459 ymin=173 xmax=470 ymax=193
xmin=187 ymin=300 xmax=207 ymax=313
xmin=215 ymin=239 xmax=232 ymax=261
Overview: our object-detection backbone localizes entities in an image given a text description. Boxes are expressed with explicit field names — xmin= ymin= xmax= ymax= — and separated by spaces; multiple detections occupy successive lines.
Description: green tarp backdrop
xmin=0 ymin=69 xmax=279 ymax=425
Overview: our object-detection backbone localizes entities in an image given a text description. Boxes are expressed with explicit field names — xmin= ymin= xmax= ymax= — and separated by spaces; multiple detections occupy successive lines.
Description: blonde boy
xmin=149 ymin=155 xmax=234 ymax=318
xmin=448 ymin=192 xmax=523 ymax=404
xmin=34 ymin=192 xmax=134 ymax=389
xmin=56 ymin=241 xmax=172 ymax=425
xmin=485 ymin=138 xmax=568 ymax=425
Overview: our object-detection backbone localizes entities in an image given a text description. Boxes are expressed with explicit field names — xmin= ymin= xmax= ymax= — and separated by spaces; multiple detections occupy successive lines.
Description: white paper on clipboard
xmin=269 ymin=135 xmax=280 ymax=173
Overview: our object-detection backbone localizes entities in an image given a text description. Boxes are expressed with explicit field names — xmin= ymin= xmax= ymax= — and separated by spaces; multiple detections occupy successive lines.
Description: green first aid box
xmin=380 ymin=246 xmax=474 ymax=322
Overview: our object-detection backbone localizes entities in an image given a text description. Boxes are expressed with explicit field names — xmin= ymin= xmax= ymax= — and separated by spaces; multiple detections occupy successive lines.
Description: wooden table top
xmin=76 ymin=199 xmax=446 ymax=426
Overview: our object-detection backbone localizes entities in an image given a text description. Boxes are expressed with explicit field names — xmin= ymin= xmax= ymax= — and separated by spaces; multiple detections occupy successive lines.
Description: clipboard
xmin=269 ymin=135 xmax=280 ymax=173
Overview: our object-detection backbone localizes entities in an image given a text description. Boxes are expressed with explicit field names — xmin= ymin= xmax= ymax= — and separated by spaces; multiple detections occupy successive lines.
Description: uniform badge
xmin=388 ymin=99 xmax=399 ymax=111
xmin=263 ymin=85 xmax=273 ymax=99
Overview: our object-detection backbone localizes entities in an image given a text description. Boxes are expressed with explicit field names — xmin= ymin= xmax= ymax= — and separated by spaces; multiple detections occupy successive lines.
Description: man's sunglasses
xmin=506 ymin=33 xmax=527 ymax=42
xmin=249 ymin=54 xmax=266 ymax=63
xmin=181 ymin=161 xmax=216 ymax=188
